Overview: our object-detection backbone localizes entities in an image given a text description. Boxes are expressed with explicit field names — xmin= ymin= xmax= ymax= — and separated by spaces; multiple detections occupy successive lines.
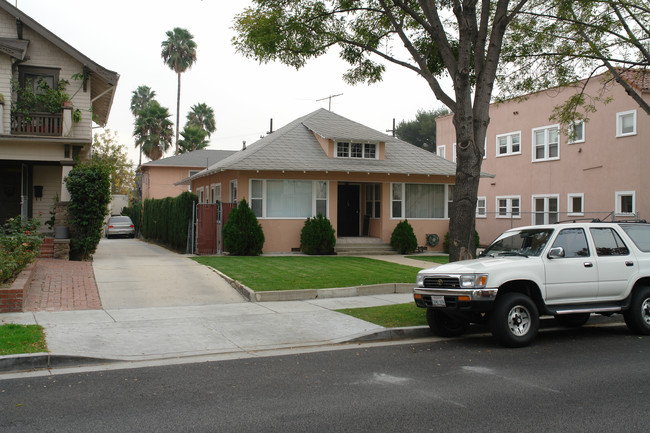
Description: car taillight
xmin=129 ymin=225 xmax=134 ymax=228
xmin=108 ymin=225 xmax=114 ymax=228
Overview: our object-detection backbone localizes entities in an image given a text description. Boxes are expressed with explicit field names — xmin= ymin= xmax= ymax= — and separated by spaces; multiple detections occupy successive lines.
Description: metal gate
xmin=195 ymin=202 xmax=236 ymax=254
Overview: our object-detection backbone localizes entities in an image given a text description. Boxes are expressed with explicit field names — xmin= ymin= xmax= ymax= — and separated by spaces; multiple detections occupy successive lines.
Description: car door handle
xmin=626 ymin=261 xmax=634 ymax=267
xmin=584 ymin=262 xmax=593 ymax=268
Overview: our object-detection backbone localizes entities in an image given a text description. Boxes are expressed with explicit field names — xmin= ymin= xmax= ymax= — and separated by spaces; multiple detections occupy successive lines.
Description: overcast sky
xmin=15 ymin=0 xmax=447 ymax=166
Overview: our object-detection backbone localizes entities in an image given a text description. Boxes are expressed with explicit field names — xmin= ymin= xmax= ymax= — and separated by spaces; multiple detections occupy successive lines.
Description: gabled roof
xmin=189 ymin=109 xmax=458 ymax=182
xmin=0 ymin=2 xmax=119 ymax=127
xmin=141 ymin=149 xmax=237 ymax=169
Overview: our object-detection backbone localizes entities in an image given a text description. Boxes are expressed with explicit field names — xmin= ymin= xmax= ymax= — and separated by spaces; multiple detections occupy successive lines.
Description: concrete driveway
xmin=92 ymin=238 xmax=245 ymax=309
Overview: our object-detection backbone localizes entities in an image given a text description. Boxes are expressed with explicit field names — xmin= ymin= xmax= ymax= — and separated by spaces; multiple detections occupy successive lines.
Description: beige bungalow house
xmin=0 ymin=2 xmax=118 ymax=227
xmin=436 ymin=70 xmax=650 ymax=245
xmin=186 ymin=108 xmax=458 ymax=254
xmin=139 ymin=149 xmax=236 ymax=200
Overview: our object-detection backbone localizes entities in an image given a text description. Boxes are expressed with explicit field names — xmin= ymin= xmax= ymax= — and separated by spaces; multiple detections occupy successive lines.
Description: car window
xmin=550 ymin=228 xmax=590 ymax=258
xmin=619 ymin=225 xmax=650 ymax=252
xmin=109 ymin=216 xmax=132 ymax=223
xmin=590 ymin=227 xmax=629 ymax=256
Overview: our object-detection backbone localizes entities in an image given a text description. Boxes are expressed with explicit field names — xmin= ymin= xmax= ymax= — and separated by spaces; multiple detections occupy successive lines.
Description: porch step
xmin=335 ymin=242 xmax=398 ymax=256
xmin=38 ymin=238 xmax=54 ymax=258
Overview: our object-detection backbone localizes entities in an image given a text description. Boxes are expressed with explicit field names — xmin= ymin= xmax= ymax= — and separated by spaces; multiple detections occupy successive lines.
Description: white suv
xmin=413 ymin=222 xmax=650 ymax=347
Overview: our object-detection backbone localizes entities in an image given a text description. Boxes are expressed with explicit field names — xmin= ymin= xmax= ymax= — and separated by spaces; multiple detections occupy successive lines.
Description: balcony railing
xmin=11 ymin=112 xmax=63 ymax=136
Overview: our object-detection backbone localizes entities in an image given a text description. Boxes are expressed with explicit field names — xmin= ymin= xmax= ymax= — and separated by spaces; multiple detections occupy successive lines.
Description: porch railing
xmin=11 ymin=112 xmax=63 ymax=136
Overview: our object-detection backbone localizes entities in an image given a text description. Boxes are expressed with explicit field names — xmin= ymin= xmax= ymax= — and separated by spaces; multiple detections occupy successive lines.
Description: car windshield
xmin=482 ymin=228 xmax=554 ymax=257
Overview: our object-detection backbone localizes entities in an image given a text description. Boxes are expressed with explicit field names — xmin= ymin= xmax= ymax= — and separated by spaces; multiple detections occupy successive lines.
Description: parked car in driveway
xmin=105 ymin=216 xmax=135 ymax=239
xmin=414 ymin=221 xmax=650 ymax=347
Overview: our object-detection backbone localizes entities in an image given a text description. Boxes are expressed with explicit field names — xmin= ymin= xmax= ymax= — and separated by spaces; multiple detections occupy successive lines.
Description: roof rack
xmin=553 ymin=218 xmax=603 ymax=224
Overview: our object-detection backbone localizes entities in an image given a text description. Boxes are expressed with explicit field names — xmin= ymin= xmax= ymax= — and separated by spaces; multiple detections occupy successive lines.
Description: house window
xmin=336 ymin=142 xmax=377 ymax=159
xmin=210 ymin=184 xmax=221 ymax=203
xmin=436 ymin=145 xmax=446 ymax=159
xmin=496 ymin=196 xmax=520 ymax=219
xmin=567 ymin=193 xmax=584 ymax=216
xmin=532 ymin=125 xmax=560 ymax=161
xmin=391 ymin=183 xmax=447 ymax=219
xmin=616 ymin=110 xmax=637 ymax=137
xmin=250 ymin=180 xmax=329 ymax=218
xmin=615 ymin=191 xmax=635 ymax=216
xmin=496 ymin=131 xmax=521 ymax=156
xmin=230 ymin=180 xmax=238 ymax=203
xmin=483 ymin=138 xmax=487 ymax=159
xmin=197 ymin=187 xmax=205 ymax=204
xmin=452 ymin=143 xmax=457 ymax=163
xmin=365 ymin=184 xmax=381 ymax=218
xmin=18 ymin=66 xmax=60 ymax=111
xmin=476 ymin=197 xmax=487 ymax=218
xmin=532 ymin=195 xmax=559 ymax=225
xmin=568 ymin=122 xmax=585 ymax=144
xmin=188 ymin=170 xmax=200 ymax=192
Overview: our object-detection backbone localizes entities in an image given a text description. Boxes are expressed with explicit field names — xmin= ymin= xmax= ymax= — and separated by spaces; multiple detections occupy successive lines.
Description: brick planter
xmin=0 ymin=262 xmax=36 ymax=313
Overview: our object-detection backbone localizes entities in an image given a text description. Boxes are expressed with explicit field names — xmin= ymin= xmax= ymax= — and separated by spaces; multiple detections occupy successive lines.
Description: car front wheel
xmin=426 ymin=308 xmax=469 ymax=337
xmin=490 ymin=292 xmax=539 ymax=347
xmin=623 ymin=286 xmax=650 ymax=335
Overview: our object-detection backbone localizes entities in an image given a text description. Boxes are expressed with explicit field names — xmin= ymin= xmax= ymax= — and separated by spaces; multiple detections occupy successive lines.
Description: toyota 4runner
xmin=413 ymin=221 xmax=650 ymax=347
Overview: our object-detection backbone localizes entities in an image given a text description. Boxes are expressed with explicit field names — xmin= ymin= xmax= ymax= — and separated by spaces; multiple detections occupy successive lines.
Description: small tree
xmin=223 ymin=199 xmax=265 ymax=256
xmin=300 ymin=213 xmax=336 ymax=255
xmin=390 ymin=220 xmax=417 ymax=254
xmin=65 ymin=160 xmax=111 ymax=260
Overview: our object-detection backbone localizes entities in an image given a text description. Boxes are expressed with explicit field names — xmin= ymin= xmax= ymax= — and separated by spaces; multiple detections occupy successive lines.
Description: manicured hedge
xmin=141 ymin=191 xmax=197 ymax=251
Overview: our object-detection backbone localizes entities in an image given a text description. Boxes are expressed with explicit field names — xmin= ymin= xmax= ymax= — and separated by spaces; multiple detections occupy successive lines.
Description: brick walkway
xmin=24 ymin=259 xmax=102 ymax=312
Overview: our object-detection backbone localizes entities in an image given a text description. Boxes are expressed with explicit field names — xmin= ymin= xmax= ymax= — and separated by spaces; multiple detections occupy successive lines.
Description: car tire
xmin=623 ymin=286 xmax=650 ymax=335
xmin=555 ymin=313 xmax=591 ymax=328
xmin=426 ymin=308 xmax=468 ymax=337
xmin=490 ymin=292 xmax=539 ymax=347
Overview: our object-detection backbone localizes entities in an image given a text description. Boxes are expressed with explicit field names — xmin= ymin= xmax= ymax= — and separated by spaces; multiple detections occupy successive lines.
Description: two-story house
xmin=0 ymin=2 xmax=118 ymax=227
xmin=436 ymin=71 xmax=650 ymax=245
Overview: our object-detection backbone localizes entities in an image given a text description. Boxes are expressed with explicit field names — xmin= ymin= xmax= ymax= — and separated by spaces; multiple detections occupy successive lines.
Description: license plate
xmin=431 ymin=295 xmax=446 ymax=307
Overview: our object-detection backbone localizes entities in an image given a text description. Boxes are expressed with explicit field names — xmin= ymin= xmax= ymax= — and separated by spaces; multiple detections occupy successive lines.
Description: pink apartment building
xmin=436 ymin=72 xmax=650 ymax=245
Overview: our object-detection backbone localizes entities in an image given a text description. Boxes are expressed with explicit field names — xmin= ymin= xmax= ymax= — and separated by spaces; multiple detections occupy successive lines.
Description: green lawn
xmin=0 ymin=324 xmax=47 ymax=355
xmin=336 ymin=303 xmax=428 ymax=328
xmin=192 ymin=256 xmax=420 ymax=291
xmin=405 ymin=255 xmax=449 ymax=264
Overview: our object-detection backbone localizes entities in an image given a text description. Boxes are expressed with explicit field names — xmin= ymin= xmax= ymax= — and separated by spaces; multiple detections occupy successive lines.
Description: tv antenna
xmin=316 ymin=93 xmax=343 ymax=111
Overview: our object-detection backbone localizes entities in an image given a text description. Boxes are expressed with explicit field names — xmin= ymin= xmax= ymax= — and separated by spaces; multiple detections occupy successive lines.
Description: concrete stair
xmin=38 ymin=237 xmax=54 ymax=258
xmin=335 ymin=237 xmax=398 ymax=256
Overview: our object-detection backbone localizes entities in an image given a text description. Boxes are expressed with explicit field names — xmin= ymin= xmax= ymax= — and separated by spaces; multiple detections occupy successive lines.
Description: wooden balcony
xmin=11 ymin=112 xmax=63 ymax=136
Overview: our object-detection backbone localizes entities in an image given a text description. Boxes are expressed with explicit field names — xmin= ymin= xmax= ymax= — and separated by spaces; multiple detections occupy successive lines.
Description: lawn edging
xmin=1 ymin=261 xmax=37 ymax=313
xmin=207 ymin=266 xmax=413 ymax=302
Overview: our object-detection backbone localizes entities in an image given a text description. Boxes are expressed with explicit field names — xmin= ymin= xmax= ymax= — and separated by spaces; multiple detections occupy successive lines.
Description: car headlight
xmin=416 ymin=273 xmax=425 ymax=287
xmin=460 ymin=274 xmax=488 ymax=288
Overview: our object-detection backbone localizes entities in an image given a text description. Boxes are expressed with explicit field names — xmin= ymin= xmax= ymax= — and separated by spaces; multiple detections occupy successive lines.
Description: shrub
xmin=140 ymin=192 xmax=196 ymax=251
xmin=223 ymin=199 xmax=265 ymax=256
xmin=390 ymin=219 xmax=417 ymax=254
xmin=0 ymin=217 xmax=43 ymax=284
xmin=121 ymin=199 xmax=142 ymax=235
xmin=65 ymin=160 xmax=111 ymax=260
xmin=443 ymin=230 xmax=481 ymax=254
xmin=300 ymin=213 xmax=336 ymax=255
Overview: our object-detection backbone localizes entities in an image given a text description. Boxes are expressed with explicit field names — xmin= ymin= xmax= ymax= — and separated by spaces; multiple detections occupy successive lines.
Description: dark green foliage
xmin=223 ymin=199 xmax=265 ymax=256
xmin=121 ymin=199 xmax=142 ymax=235
xmin=390 ymin=220 xmax=417 ymax=254
xmin=141 ymin=192 xmax=197 ymax=251
xmin=65 ymin=160 xmax=112 ymax=260
xmin=395 ymin=108 xmax=450 ymax=152
xmin=443 ymin=230 xmax=480 ymax=254
xmin=300 ymin=213 xmax=336 ymax=255
xmin=0 ymin=217 xmax=42 ymax=283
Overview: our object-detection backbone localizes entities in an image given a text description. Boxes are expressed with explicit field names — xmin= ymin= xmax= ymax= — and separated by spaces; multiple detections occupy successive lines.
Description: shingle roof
xmin=142 ymin=149 xmax=236 ymax=168
xmin=190 ymin=109 xmax=458 ymax=181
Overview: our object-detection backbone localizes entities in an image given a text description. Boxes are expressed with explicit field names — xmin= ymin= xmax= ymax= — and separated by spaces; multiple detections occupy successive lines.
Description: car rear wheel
xmin=426 ymin=308 xmax=468 ymax=337
xmin=555 ymin=313 xmax=591 ymax=328
xmin=623 ymin=286 xmax=650 ymax=335
xmin=490 ymin=292 xmax=539 ymax=347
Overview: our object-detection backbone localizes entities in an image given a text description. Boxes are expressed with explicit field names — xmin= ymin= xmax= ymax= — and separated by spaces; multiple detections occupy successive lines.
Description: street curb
xmin=346 ymin=326 xmax=432 ymax=342
xmin=207 ymin=267 xmax=413 ymax=302
xmin=0 ymin=352 xmax=115 ymax=373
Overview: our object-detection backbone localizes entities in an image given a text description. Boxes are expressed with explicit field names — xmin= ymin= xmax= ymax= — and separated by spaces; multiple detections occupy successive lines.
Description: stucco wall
xmin=141 ymin=166 xmax=196 ymax=200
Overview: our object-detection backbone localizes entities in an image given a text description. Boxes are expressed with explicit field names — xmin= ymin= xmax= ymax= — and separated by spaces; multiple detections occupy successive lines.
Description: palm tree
xmin=161 ymin=27 xmax=197 ymax=154
xmin=130 ymin=85 xmax=156 ymax=166
xmin=186 ymin=102 xmax=216 ymax=137
xmin=133 ymin=101 xmax=173 ymax=161
xmin=178 ymin=125 xmax=209 ymax=154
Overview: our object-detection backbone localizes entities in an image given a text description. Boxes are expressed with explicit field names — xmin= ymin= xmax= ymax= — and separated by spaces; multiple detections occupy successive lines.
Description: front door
xmin=0 ymin=162 xmax=21 ymax=224
xmin=337 ymin=185 xmax=360 ymax=237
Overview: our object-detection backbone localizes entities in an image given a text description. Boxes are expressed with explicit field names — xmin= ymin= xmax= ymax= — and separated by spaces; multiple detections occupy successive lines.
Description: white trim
xmin=452 ymin=143 xmax=457 ymax=163
xmin=615 ymin=190 xmax=635 ymax=216
xmin=229 ymin=179 xmax=238 ymax=203
xmin=567 ymin=193 xmax=584 ymax=216
xmin=436 ymin=145 xmax=446 ymax=159
xmin=532 ymin=124 xmax=560 ymax=162
xmin=495 ymin=131 xmax=522 ymax=157
xmin=495 ymin=196 xmax=521 ymax=219
xmin=568 ymin=121 xmax=585 ymax=144
xmin=616 ymin=109 xmax=637 ymax=137
xmin=531 ymin=194 xmax=560 ymax=225
xmin=390 ymin=182 xmax=450 ymax=220
xmin=335 ymin=141 xmax=379 ymax=159
xmin=476 ymin=196 xmax=487 ymax=218
xmin=196 ymin=186 xmax=205 ymax=204
xmin=248 ymin=179 xmax=329 ymax=219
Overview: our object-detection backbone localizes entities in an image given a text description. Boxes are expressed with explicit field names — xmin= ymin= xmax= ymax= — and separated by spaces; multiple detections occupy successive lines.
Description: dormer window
xmin=336 ymin=142 xmax=377 ymax=159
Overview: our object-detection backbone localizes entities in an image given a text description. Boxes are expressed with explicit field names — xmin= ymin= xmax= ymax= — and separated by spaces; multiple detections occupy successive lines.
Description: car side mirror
xmin=548 ymin=246 xmax=565 ymax=259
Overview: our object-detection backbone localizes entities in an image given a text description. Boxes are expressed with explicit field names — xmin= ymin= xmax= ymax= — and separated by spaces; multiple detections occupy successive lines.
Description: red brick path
xmin=24 ymin=259 xmax=102 ymax=312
